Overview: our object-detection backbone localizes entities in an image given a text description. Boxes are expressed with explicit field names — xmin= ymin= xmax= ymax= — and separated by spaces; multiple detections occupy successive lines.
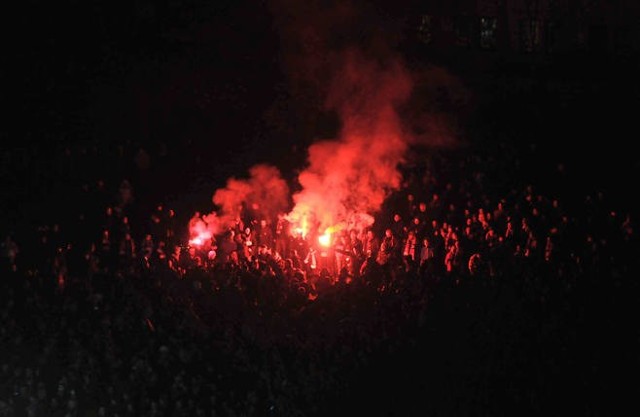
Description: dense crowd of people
xmin=1 ymin=137 xmax=637 ymax=417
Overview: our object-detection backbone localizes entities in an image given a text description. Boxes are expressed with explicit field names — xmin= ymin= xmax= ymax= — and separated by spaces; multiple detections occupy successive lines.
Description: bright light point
xmin=189 ymin=231 xmax=211 ymax=247
xmin=318 ymin=232 xmax=331 ymax=247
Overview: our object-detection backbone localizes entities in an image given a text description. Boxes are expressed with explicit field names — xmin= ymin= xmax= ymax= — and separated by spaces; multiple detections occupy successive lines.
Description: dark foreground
xmin=1 ymin=137 xmax=638 ymax=417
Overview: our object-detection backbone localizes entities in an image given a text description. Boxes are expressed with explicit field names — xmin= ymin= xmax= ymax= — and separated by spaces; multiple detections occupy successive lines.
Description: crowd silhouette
xmin=1 ymin=137 xmax=637 ymax=417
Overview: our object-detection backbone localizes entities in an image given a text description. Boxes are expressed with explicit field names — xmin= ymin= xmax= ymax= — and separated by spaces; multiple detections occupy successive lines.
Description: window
xmin=520 ymin=19 xmax=542 ymax=52
xmin=455 ymin=16 xmax=473 ymax=48
xmin=440 ymin=16 xmax=453 ymax=33
xmin=480 ymin=17 xmax=497 ymax=49
xmin=418 ymin=14 xmax=433 ymax=45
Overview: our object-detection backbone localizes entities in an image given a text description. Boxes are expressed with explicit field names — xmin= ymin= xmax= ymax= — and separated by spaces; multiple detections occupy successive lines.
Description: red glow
xmin=188 ymin=214 xmax=215 ymax=248
xmin=189 ymin=231 xmax=212 ymax=247
xmin=284 ymin=52 xmax=411 ymax=242
xmin=189 ymin=48 xmax=421 ymax=261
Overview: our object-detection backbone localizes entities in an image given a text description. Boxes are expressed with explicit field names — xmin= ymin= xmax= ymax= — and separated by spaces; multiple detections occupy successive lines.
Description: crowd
xmin=1 ymin=137 xmax=637 ymax=417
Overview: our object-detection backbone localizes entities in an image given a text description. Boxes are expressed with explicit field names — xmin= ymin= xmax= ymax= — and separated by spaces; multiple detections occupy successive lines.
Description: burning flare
xmin=318 ymin=229 xmax=333 ymax=247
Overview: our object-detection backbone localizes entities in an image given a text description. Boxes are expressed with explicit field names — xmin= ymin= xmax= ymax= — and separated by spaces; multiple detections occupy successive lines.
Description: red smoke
xmin=190 ymin=50 xmax=413 ymax=245
xmin=189 ymin=1 xmax=464 ymax=248
xmin=287 ymin=49 xmax=413 ymax=237
xmin=189 ymin=164 xmax=290 ymax=243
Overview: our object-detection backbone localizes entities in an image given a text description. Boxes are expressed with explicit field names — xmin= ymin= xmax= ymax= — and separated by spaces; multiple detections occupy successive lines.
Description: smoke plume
xmin=189 ymin=164 xmax=290 ymax=241
xmin=286 ymin=49 xmax=413 ymax=234
xmin=270 ymin=0 xmax=417 ymax=234
xmin=192 ymin=0 xmax=466 ymax=242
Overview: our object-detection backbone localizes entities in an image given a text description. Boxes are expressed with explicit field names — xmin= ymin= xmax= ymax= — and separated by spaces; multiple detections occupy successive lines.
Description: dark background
xmin=1 ymin=3 xmax=639 ymax=416
xmin=4 ymin=1 xmax=282 ymax=157
xmin=2 ymin=0 xmax=639 ymax=230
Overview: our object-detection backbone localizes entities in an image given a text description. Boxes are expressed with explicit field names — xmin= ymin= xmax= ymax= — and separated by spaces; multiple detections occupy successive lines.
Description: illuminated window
xmin=418 ymin=14 xmax=432 ymax=45
xmin=520 ymin=19 xmax=542 ymax=52
xmin=480 ymin=17 xmax=497 ymax=49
